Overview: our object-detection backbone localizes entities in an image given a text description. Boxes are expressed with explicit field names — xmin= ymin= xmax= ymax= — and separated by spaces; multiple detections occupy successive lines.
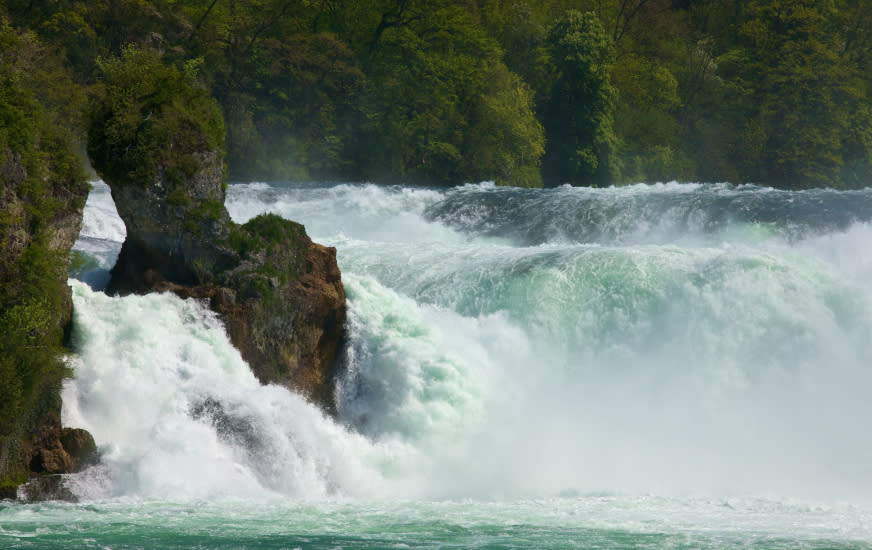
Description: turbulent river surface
xmin=3 ymin=181 xmax=872 ymax=549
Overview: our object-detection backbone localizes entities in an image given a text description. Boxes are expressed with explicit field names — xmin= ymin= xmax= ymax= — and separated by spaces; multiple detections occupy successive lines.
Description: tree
xmin=542 ymin=9 xmax=618 ymax=186
xmin=717 ymin=0 xmax=863 ymax=188
xmin=462 ymin=64 xmax=545 ymax=187
xmin=348 ymin=1 xmax=544 ymax=185
xmin=88 ymin=45 xmax=225 ymax=187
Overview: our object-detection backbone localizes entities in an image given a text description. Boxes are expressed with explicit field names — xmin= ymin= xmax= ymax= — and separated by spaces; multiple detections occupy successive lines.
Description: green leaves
xmin=542 ymin=10 xmax=618 ymax=186
xmin=9 ymin=0 xmax=872 ymax=188
xmin=88 ymin=45 xmax=224 ymax=187
xmin=715 ymin=0 xmax=861 ymax=188
xmin=352 ymin=2 xmax=544 ymax=186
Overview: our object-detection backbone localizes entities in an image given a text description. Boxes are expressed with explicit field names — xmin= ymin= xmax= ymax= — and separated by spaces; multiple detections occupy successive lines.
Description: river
xmin=3 ymin=180 xmax=872 ymax=549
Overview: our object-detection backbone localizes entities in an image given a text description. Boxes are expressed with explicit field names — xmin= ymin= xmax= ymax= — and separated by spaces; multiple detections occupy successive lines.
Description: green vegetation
xmin=542 ymin=10 xmax=617 ymax=186
xmin=6 ymin=1 xmax=872 ymax=188
xmin=87 ymin=45 xmax=224 ymax=188
xmin=242 ymin=213 xmax=305 ymax=251
xmin=221 ymin=214 xmax=310 ymax=300
xmin=0 ymin=20 xmax=88 ymax=483
xmin=222 ymin=214 xmax=302 ymax=260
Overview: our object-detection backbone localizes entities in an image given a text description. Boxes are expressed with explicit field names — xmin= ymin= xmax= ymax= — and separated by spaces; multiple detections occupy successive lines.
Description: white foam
xmin=63 ymin=281 xmax=408 ymax=500
xmin=63 ymin=181 xmax=872 ymax=505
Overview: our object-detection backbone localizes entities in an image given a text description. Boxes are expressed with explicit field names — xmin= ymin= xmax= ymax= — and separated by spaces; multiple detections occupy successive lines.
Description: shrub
xmin=88 ymin=45 xmax=225 ymax=188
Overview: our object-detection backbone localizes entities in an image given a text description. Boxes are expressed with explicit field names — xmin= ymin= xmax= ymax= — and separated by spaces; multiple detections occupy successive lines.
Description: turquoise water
xmin=4 ymin=497 xmax=872 ymax=549
xmin=4 ymin=181 xmax=872 ymax=548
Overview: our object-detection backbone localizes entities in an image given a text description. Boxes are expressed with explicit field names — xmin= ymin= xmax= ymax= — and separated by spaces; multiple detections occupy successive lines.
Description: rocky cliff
xmin=0 ymin=149 xmax=96 ymax=499
xmin=89 ymin=47 xmax=346 ymax=410
xmin=0 ymin=23 xmax=100 ymax=499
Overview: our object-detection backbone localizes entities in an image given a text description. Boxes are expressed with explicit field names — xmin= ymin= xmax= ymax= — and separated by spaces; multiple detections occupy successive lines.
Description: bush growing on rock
xmin=88 ymin=45 xmax=224 ymax=188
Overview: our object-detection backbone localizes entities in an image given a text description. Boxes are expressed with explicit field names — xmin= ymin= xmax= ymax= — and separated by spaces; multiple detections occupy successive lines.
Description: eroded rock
xmin=90 ymin=47 xmax=346 ymax=410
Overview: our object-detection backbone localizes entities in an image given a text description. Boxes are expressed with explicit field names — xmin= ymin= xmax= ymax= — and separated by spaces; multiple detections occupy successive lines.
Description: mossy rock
xmin=88 ymin=45 xmax=224 ymax=188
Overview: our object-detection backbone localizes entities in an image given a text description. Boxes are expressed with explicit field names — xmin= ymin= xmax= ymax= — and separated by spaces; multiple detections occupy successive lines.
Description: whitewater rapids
xmin=60 ymin=181 xmax=872 ymax=505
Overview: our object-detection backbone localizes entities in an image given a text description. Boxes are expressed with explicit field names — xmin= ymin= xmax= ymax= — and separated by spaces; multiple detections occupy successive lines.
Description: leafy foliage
xmin=7 ymin=0 xmax=872 ymax=188
xmin=542 ymin=10 xmax=618 ymax=186
xmin=715 ymin=0 xmax=862 ymax=188
xmin=0 ymin=21 xmax=87 ymax=481
xmin=88 ymin=45 xmax=224 ymax=187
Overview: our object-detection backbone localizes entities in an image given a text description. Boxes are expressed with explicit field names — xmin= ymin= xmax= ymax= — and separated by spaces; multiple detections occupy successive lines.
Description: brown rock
xmin=60 ymin=428 xmax=99 ymax=471
xmin=27 ymin=414 xmax=72 ymax=475
xmin=101 ymin=153 xmax=346 ymax=411
xmin=218 ymin=224 xmax=346 ymax=409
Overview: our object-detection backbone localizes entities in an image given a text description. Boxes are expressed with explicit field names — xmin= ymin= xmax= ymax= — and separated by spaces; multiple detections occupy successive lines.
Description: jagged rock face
xmin=27 ymin=415 xmax=98 ymax=476
xmin=103 ymin=154 xmax=346 ymax=411
xmin=17 ymin=423 xmax=99 ymax=503
xmin=215 ymin=220 xmax=346 ymax=409
xmin=107 ymin=150 xmax=235 ymax=292
xmin=17 ymin=475 xmax=79 ymax=502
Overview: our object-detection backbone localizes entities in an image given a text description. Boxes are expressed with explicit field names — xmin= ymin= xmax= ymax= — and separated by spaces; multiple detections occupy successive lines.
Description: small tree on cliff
xmin=542 ymin=10 xmax=619 ymax=187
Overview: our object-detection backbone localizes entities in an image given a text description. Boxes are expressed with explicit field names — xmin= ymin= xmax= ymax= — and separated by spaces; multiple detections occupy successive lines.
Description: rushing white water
xmin=64 ymin=181 xmax=872 ymax=509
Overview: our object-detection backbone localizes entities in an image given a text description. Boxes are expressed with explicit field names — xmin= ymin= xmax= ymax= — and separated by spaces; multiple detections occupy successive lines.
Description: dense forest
xmin=3 ymin=0 xmax=872 ymax=189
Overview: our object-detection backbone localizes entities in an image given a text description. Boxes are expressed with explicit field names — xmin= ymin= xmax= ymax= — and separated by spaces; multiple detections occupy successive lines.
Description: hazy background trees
xmin=3 ymin=0 xmax=872 ymax=189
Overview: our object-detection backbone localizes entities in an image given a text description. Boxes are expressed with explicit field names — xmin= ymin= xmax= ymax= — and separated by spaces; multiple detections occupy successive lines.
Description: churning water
xmin=3 ymin=181 xmax=872 ymax=549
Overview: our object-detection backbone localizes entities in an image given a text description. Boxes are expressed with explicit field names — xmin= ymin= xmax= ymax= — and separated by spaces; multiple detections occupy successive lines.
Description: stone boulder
xmin=28 ymin=415 xmax=98 ymax=476
xmin=105 ymin=149 xmax=235 ymax=293
xmin=144 ymin=213 xmax=348 ymax=409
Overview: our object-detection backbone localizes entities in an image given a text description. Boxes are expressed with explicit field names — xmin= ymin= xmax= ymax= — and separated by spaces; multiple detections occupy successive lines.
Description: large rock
xmin=90 ymin=47 xmax=346 ymax=410
xmin=27 ymin=416 xmax=98 ymax=476
xmin=213 ymin=217 xmax=346 ymax=408
xmin=104 ymin=149 xmax=235 ymax=292
xmin=105 ymin=165 xmax=347 ymax=410
xmin=16 ymin=422 xmax=99 ymax=503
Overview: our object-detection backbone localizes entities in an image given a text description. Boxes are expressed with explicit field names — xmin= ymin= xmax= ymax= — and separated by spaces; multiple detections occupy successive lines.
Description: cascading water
xmin=5 ymin=180 xmax=872 ymax=549
xmin=226 ymin=181 xmax=872 ymax=500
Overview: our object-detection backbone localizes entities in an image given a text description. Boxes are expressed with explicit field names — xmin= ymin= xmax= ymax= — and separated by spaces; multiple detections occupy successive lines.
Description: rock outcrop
xmin=104 ymin=164 xmax=347 ymax=408
xmin=90 ymin=47 xmax=346 ymax=410
xmin=1 ymin=23 xmax=95 ymax=500
xmin=0 ymin=148 xmax=94 ymax=499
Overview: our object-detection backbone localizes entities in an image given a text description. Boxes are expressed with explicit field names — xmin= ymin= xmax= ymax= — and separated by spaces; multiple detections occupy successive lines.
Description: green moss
xmin=190 ymin=257 xmax=215 ymax=283
xmin=0 ymin=474 xmax=26 ymax=499
xmin=257 ymin=263 xmax=280 ymax=278
xmin=217 ymin=213 xmax=312 ymax=297
xmin=222 ymin=214 xmax=304 ymax=258
xmin=191 ymin=199 xmax=224 ymax=222
xmin=224 ymin=224 xmax=260 ymax=256
xmin=166 ymin=187 xmax=191 ymax=207
xmin=182 ymin=198 xmax=226 ymax=237
xmin=242 ymin=213 xmax=305 ymax=250
xmin=249 ymin=276 xmax=273 ymax=298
